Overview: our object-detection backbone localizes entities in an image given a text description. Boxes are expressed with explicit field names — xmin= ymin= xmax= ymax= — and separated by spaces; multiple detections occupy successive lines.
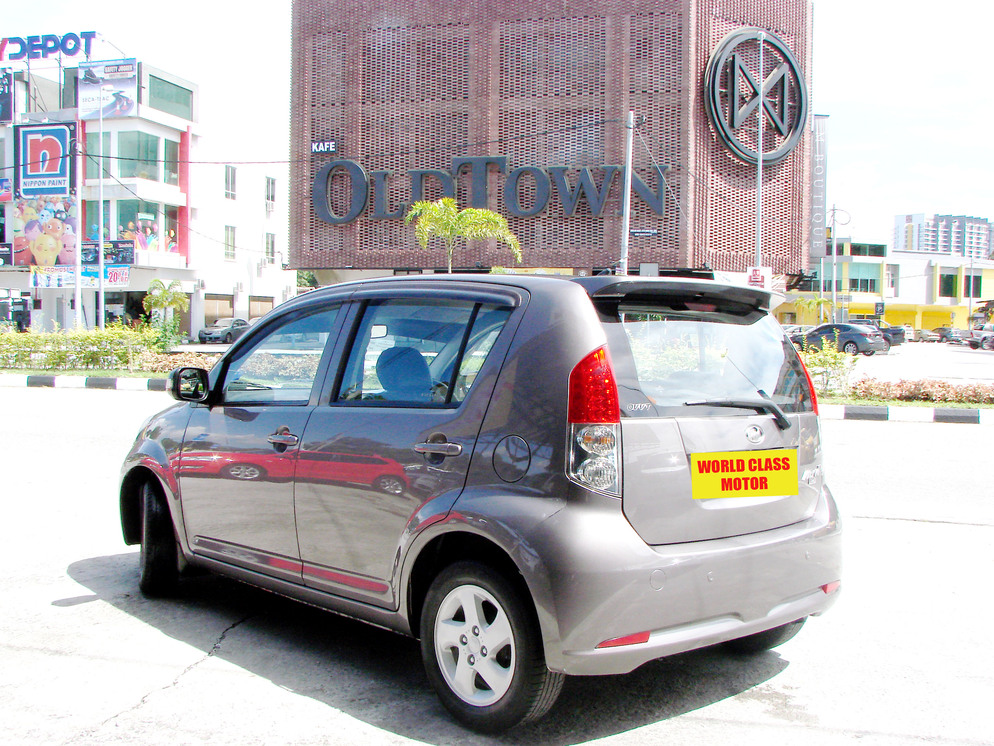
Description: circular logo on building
xmin=704 ymin=29 xmax=808 ymax=166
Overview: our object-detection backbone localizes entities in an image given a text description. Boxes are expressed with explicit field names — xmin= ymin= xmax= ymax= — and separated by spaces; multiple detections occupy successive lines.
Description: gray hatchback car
xmin=120 ymin=273 xmax=841 ymax=732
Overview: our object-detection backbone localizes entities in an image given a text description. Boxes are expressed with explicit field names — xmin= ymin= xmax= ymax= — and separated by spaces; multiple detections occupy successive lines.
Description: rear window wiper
xmin=683 ymin=398 xmax=791 ymax=430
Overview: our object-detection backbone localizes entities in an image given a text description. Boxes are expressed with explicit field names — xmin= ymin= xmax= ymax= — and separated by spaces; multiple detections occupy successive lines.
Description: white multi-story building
xmin=893 ymin=213 xmax=994 ymax=261
xmin=0 ymin=54 xmax=295 ymax=336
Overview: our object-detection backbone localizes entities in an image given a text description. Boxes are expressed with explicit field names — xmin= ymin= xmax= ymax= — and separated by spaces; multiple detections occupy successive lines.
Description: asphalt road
xmin=0 ymin=388 xmax=991 ymax=745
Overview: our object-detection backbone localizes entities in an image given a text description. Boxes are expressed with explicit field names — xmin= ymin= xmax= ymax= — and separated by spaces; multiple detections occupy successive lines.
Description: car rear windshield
xmin=596 ymin=298 xmax=814 ymax=418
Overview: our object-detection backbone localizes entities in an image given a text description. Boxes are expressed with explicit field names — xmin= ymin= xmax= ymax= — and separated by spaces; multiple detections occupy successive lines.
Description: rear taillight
xmin=567 ymin=347 xmax=622 ymax=496
xmin=798 ymin=355 xmax=819 ymax=415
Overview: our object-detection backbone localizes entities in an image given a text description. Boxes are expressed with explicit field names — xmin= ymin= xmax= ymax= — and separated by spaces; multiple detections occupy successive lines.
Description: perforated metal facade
xmin=291 ymin=0 xmax=812 ymax=274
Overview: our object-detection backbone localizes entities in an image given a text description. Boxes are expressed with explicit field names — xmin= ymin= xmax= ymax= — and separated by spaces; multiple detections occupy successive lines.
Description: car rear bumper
xmin=532 ymin=486 xmax=842 ymax=675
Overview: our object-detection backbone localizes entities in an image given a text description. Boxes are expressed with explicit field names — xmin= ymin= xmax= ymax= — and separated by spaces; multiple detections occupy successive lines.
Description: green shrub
xmin=798 ymin=336 xmax=857 ymax=395
xmin=0 ymin=323 xmax=155 ymax=371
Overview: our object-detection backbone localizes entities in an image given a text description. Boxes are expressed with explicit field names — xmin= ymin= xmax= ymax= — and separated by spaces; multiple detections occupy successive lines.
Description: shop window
xmin=118 ymin=200 xmax=161 ymax=250
xmin=266 ymin=177 xmax=276 ymax=213
xmin=148 ymin=75 xmax=193 ymax=120
xmin=225 ymin=225 xmax=236 ymax=261
xmin=939 ymin=274 xmax=957 ymax=298
xmin=164 ymin=140 xmax=180 ymax=186
xmin=119 ymin=132 xmax=160 ymax=181
xmin=84 ymin=131 xmax=111 ymax=180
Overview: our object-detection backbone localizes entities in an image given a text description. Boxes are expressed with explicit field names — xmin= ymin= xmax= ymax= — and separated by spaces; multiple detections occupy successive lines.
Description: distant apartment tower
xmin=894 ymin=214 xmax=994 ymax=260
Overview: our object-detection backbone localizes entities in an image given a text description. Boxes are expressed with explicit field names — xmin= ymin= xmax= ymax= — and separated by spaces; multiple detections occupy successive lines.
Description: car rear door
xmin=293 ymin=283 xmax=522 ymax=609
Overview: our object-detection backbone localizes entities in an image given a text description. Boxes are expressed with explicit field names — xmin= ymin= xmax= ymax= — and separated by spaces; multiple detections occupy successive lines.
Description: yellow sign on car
xmin=690 ymin=449 xmax=798 ymax=499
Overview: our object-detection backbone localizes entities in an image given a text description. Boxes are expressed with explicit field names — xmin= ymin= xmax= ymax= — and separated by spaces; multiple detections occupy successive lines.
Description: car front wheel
xmin=982 ymin=337 xmax=994 ymax=351
xmin=420 ymin=562 xmax=564 ymax=733
xmin=139 ymin=481 xmax=179 ymax=596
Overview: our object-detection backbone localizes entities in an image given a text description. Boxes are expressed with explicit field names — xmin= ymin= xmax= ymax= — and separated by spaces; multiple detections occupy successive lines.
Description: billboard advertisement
xmin=79 ymin=239 xmax=135 ymax=265
xmin=30 ymin=264 xmax=130 ymax=289
xmin=14 ymin=123 xmax=77 ymax=198
xmin=0 ymin=70 xmax=12 ymax=124
xmin=78 ymin=59 xmax=137 ymax=120
xmin=9 ymin=194 xmax=79 ymax=266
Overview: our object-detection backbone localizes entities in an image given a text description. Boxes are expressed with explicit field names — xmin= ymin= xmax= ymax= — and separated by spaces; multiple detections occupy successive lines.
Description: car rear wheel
xmin=420 ymin=561 xmax=564 ymax=733
xmin=724 ymin=618 xmax=806 ymax=654
xmin=139 ymin=481 xmax=179 ymax=596
xmin=982 ymin=337 xmax=994 ymax=351
xmin=843 ymin=341 xmax=858 ymax=355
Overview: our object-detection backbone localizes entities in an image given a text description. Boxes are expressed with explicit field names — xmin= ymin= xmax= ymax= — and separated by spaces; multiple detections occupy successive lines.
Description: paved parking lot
xmin=0 ymin=388 xmax=991 ymax=744
xmin=850 ymin=338 xmax=994 ymax=384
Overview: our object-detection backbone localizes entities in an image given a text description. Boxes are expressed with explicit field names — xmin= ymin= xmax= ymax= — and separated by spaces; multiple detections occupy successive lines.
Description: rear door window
xmin=336 ymin=299 xmax=512 ymax=406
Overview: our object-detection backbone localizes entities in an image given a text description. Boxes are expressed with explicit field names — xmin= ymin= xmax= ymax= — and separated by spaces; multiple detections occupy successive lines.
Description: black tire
xmin=224 ymin=332 xmax=233 ymax=344
xmin=982 ymin=337 xmax=994 ymax=351
xmin=139 ymin=481 xmax=179 ymax=597
xmin=420 ymin=562 xmax=564 ymax=733
xmin=725 ymin=619 xmax=806 ymax=654
xmin=842 ymin=341 xmax=858 ymax=355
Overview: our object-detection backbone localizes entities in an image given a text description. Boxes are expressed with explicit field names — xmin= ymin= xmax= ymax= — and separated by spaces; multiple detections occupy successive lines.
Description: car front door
xmin=178 ymin=305 xmax=342 ymax=582
xmin=294 ymin=287 xmax=519 ymax=609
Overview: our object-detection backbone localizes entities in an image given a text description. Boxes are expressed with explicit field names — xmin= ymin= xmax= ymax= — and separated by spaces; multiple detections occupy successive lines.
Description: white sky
xmin=4 ymin=1 xmax=988 ymax=247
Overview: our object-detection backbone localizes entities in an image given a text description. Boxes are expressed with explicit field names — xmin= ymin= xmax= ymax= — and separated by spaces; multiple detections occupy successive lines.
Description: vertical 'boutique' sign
xmin=14 ymin=123 xmax=77 ymax=198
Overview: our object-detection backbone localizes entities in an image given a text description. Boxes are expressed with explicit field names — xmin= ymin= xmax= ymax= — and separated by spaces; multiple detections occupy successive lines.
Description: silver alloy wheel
xmin=226 ymin=464 xmax=262 ymax=480
xmin=434 ymin=583 xmax=515 ymax=706
xmin=375 ymin=475 xmax=404 ymax=494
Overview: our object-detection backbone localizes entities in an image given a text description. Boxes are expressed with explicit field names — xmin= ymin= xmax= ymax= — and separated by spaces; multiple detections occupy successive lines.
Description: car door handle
xmin=414 ymin=441 xmax=462 ymax=457
xmin=268 ymin=427 xmax=299 ymax=447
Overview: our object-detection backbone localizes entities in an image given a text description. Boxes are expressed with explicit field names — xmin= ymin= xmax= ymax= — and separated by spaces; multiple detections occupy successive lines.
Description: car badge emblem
xmin=744 ymin=425 xmax=764 ymax=444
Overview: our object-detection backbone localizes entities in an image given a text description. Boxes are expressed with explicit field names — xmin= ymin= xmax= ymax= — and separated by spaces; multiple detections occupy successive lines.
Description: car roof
xmin=277 ymin=273 xmax=774 ymax=313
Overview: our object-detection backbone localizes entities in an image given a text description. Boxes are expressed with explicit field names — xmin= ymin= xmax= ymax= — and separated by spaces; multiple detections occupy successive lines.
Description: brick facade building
xmin=290 ymin=0 xmax=812 ymax=276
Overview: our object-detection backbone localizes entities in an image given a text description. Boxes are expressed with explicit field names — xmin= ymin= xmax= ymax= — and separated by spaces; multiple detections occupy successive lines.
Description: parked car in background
xmin=851 ymin=319 xmax=905 ymax=349
xmin=931 ymin=327 xmax=970 ymax=344
xmin=793 ymin=323 xmax=888 ymax=356
xmin=964 ymin=322 xmax=994 ymax=350
xmin=913 ymin=328 xmax=940 ymax=342
xmin=198 ymin=317 xmax=250 ymax=344
xmin=120 ymin=273 xmax=841 ymax=732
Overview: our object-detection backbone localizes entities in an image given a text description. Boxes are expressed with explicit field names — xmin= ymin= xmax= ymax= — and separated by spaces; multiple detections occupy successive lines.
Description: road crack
xmin=67 ymin=614 xmax=255 ymax=743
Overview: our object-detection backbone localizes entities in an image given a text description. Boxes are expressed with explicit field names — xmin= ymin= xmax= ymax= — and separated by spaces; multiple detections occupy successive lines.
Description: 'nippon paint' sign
xmin=13 ymin=123 xmax=77 ymax=198
xmin=1 ymin=32 xmax=96 ymax=61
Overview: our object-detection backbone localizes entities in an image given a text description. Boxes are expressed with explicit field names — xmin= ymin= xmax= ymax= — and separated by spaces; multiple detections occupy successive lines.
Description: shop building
xmin=291 ymin=0 xmax=814 ymax=284
xmin=780 ymin=233 xmax=993 ymax=329
xmin=0 ymin=46 xmax=295 ymax=335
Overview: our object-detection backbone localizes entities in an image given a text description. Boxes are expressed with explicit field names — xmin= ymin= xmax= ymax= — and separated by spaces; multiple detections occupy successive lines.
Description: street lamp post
xmin=96 ymin=84 xmax=110 ymax=330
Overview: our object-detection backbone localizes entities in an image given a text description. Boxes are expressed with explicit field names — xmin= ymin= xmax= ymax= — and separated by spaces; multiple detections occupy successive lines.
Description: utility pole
xmin=618 ymin=110 xmax=635 ymax=277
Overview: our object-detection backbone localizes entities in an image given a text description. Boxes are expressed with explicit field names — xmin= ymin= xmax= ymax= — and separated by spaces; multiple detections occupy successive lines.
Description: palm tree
xmin=404 ymin=197 xmax=522 ymax=273
xmin=142 ymin=279 xmax=190 ymax=323
xmin=794 ymin=296 xmax=834 ymax=324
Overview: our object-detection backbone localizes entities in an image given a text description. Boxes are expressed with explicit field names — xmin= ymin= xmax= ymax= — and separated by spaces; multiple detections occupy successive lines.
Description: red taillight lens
xmin=821 ymin=581 xmax=841 ymax=595
xmin=798 ymin=355 xmax=819 ymax=415
xmin=568 ymin=347 xmax=620 ymax=424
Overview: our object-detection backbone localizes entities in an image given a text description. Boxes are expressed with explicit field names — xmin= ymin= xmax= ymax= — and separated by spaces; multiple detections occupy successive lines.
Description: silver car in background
xmin=120 ymin=273 xmax=841 ymax=732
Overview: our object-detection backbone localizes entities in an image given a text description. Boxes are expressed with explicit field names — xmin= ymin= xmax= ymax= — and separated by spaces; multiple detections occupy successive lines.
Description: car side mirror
xmin=169 ymin=366 xmax=210 ymax=402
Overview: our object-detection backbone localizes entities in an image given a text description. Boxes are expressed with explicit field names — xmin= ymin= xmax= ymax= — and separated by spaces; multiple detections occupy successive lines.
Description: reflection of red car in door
xmin=176 ymin=448 xmax=409 ymax=493
xmin=296 ymin=451 xmax=409 ymax=494
xmin=176 ymin=449 xmax=295 ymax=482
